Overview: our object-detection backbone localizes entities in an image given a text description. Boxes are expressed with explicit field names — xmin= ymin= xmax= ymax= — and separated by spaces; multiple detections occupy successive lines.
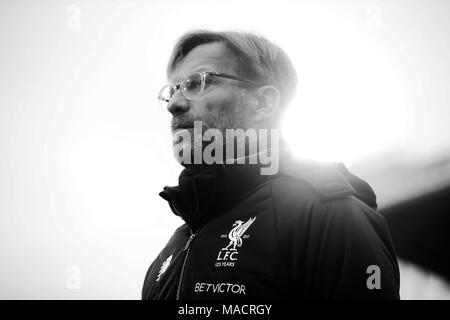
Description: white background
xmin=0 ymin=0 xmax=449 ymax=299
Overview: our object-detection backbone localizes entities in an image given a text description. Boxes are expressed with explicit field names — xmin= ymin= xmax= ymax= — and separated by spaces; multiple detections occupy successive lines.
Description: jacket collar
xmin=159 ymin=145 xmax=378 ymax=231
xmin=159 ymin=162 xmax=269 ymax=232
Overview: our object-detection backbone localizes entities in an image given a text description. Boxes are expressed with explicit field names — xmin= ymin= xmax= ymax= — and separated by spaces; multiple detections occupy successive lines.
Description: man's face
xmin=167 ymin=42 xmax=252 ymax=139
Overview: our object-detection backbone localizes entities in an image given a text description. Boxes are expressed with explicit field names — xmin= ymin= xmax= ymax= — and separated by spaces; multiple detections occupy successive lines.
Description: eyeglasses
xmin=158 ymin=71 xmax=263 ymax=108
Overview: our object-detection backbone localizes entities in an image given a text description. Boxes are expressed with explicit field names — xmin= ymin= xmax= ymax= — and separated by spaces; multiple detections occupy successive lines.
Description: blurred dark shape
xmin=382 ymin=184 xmax=450 ymax=282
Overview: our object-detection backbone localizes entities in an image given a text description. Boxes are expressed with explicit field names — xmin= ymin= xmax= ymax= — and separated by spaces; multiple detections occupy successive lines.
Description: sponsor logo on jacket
xmin=156 ymin=254 xmax=172 ymax=282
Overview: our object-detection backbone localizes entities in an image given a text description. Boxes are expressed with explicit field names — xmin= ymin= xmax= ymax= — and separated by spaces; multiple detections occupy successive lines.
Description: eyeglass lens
xmin=158 ymin=72 xmax=205 ymax=108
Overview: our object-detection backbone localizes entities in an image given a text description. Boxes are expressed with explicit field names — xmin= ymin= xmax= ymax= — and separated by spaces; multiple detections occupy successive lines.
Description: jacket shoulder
xmin=269 ymin=166 xmax=384 ymax=228
xmin=268 ymin=167 xmax=400 ymax=299
xmin=277 ymin=160 xmax=357 ymax=203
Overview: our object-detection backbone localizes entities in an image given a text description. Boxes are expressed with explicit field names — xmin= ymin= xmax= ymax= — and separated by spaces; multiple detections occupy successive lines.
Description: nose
xmin=167 ymin=90 xmax=190 ymax=117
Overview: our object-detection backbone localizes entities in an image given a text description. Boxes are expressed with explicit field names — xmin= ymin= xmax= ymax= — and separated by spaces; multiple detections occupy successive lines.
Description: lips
xmin=172 ymin=118 xmax=195 ymax=131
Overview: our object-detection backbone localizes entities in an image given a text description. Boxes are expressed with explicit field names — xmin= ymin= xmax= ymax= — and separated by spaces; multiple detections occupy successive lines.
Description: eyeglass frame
xmin=157 ymin=71 xmax=265 ymax=106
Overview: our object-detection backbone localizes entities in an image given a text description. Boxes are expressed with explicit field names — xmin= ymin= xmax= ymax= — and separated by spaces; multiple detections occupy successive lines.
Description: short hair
xmin=167 ymin=30 xmax=297 ymax=110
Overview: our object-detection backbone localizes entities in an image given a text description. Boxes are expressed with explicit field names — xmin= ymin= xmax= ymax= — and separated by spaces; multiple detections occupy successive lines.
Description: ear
xmin=251 ymin=86 xmax=280 ymax=123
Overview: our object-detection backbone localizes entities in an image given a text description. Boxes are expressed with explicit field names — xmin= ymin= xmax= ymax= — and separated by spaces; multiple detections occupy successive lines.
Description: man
xmin=142 ymin=30 xmax=400 ymax=299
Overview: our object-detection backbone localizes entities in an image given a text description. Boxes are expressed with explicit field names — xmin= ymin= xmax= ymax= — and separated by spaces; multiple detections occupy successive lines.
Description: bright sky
xmin=0 ymin=0 xmax=449 ymax=299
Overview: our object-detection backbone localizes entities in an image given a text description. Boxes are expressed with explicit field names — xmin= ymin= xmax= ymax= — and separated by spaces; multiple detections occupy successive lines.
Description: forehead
xmin=169 ymin=42 xmax=239 ymax=83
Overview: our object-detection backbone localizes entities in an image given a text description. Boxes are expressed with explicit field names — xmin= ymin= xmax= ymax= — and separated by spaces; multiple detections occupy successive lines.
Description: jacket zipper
xmin=169 ymin=202 xmax=198 ymax=301
xmin=176 ymin=232 xmax=196 ymax=300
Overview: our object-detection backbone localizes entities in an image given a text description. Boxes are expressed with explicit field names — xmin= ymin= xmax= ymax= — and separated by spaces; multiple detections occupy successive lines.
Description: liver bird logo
xmin=222 ymin=217 xmax=256 ymax=251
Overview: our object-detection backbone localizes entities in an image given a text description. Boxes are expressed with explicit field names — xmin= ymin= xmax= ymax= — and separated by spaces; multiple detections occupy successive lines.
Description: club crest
xmin=215 ymin=217 xmax=256 ymax=268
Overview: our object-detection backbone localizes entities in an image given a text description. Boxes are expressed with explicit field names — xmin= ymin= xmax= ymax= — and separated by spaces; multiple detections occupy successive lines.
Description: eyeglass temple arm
xmin=209 ymin=72 xmax=263 ymax=86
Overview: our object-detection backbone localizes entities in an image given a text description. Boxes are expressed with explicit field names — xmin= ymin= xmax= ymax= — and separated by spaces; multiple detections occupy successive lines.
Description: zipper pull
xmin=184 ymin=233 xmax=196 ymax=250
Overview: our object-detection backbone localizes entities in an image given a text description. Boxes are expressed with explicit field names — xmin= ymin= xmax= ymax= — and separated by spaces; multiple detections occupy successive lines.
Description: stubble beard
xmin=171 ymin=95 xmax=248 ymax=166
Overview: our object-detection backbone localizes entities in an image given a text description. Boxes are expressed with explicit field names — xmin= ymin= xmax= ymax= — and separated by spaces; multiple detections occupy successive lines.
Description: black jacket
xmin=142 ymin=151 xmax=400 ymax=300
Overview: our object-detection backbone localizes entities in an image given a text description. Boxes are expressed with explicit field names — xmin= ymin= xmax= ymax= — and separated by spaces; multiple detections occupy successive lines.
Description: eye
xmin=184 ymin=73 xmax=203 ymax=95
xmin=185 ymin=77 xmax=202 ymax=90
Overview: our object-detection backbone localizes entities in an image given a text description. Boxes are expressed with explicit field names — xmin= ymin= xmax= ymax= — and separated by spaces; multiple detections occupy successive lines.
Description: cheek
xmin=190 ymin=96 xmax=228 ymax=115
xmin=204 ymin=90 xmax=244 ymax=112
xmin=204 ymin=94 xmax=229 ymax=112
xmin=199 ymin=90 xmax=249 ymax=129
xmin=205 ymin=99 xmax=227 ymax=113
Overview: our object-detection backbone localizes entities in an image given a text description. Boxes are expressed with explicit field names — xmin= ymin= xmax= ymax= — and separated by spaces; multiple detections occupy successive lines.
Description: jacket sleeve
xmin=274 ymin=182 xmax=400 ymax=299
